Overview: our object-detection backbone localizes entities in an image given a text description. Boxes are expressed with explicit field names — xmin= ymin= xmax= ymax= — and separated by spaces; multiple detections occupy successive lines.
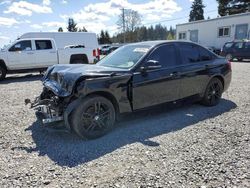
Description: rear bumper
xmin=224 ymin=71 xmax=232 ymax=92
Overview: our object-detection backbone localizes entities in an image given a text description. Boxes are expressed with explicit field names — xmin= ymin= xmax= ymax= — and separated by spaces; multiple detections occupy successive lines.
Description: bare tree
xmin=117 ymin=9 xmax=141 ymax=32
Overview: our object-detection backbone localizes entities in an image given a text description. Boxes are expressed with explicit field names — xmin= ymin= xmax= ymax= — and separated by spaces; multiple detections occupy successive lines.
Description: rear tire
xmin=201 ymin=78 xmax=223 ymax=106
xmin=71 ymin=95 xmax=116 ymax=139
xmin=0 ymin=66 xmax=7 ymax=81
xmin=237 ymin=58 xmax=243 ymax=62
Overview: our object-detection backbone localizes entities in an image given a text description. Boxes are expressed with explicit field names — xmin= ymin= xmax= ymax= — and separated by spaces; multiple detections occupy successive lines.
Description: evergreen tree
xmin=217 ymin=0 xmax=250 ymax=16
xmin=189 ymin=0 xmax=205 ymax=22
xmin=167 ymin=33 xmax=174 ymax=40
xmin=67 ymin=18 xmax=78 ymax=32
xmin=58 ymin=27 xmax=63 ymax=32
xmin=78 ymin=27 xmax=87 ymax=32
xmin=104 ymin=31 xmax=111 ymax=44
xmin=99 ymin=30 xmax=106 ymax=44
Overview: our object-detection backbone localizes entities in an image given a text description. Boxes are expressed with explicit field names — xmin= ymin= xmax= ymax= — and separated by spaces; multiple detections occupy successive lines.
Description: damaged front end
xmin=26 ymin=87 xmax=69 ymax=129
xmin=26 ymin=64 xmax=132 ymax=132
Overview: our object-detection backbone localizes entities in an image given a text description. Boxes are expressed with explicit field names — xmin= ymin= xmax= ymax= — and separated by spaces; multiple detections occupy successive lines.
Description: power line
xmin=106 ymin=9 xmax=218 ymax=34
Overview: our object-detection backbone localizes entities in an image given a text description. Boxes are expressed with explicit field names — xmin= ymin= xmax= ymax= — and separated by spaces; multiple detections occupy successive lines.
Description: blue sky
xmin=0 ymin=0 xmax=218 ymax=47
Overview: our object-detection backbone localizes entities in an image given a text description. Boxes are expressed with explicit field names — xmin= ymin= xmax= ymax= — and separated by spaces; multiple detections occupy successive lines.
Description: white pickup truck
xmin=0 ymin=32 xmax=100 ymax=80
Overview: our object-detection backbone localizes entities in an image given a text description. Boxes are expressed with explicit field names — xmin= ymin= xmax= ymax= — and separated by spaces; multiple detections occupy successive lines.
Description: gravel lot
xmin=0 ymin=62 xmax=249 ymax=187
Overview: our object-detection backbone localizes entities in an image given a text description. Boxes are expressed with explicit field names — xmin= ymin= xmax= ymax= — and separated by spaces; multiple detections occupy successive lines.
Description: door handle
xmin=27 ymin=52 xmax=34 ymax=55
xmin=49 ymin=51 xmax=56 ymax=53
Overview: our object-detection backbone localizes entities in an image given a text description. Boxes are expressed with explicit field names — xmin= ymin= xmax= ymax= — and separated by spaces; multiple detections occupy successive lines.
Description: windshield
xmin=98 ymin=44 xmax=151 ymax=69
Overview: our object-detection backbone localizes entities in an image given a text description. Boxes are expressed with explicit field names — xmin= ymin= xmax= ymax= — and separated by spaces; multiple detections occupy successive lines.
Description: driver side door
xmin=7 ymin=40 xmax=36 ymax=70
xmin=132 ymin=44 xmax=181 ymax=110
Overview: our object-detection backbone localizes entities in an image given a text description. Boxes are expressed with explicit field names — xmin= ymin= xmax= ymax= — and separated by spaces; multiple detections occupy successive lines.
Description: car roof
xmin=126 ymin=40 xmax=198 ymax=48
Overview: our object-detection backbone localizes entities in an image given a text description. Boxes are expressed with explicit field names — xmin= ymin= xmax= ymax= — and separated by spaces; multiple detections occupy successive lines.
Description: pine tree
xmin=189 ymin=0 xmax=205 ymax=22
xmin=99 ymin=30 xmax=105 ymax=44
xmin=78 ymin=27 xmax=87 ymax=32
xmin=67 ymin=18 xmax=78 ymax=32
xmin=58 ymin=27 xmax=63 ymax=32
xmin=217 ymin=0 xmax=250 ymax=16
xmin=167 ymin=33 xmax=174 ymax=40
xmin=104 ymin=31 xmax=111 ymax=44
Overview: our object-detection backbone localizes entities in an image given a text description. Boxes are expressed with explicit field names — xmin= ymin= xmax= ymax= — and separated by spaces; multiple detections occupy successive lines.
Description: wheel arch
xmin=64 ymin=91 xmax=120 ymax=132
xmin=212 ymin=75 xmax=225 ymax=90
xmin=85 ymin=91 xmax=120 ymax=115
xmin=0 ymin=59 xmax=7 ymax=70
xmin=70 ymin=54 xmax=89 ymax=64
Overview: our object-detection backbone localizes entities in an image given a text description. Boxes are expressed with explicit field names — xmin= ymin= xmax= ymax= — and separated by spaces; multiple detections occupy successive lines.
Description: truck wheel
xmin=0 ymin=66 xmax=7 ymax=81
xmin=71 ymin=95 xmax=116 ymax=139
xmin=200 ymin=78 xmax=223 ymax=106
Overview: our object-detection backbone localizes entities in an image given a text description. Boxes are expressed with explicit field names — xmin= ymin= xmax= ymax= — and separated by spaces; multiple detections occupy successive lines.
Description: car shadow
xmin=0 ymin=74 xmax=42 ymax=84
xmin=20 ymin=99 xmax=236 ymax=167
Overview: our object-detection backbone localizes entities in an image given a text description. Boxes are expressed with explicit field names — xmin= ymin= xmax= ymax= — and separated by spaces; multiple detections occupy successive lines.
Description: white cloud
xmin=4 ymin=1 xmax=52 ymax=16
xmin=0 ymin=16 xmax=18 ymax=27
xmin=0 ymin=36 xmax=10 ymax=40
xmin=30 ymin=24 xmax=43 ymax=29
xmin=61 ymin=0 xmax=182 ymax=32
xmin=31 ymin=21 xmax=66 ymax=30
xmin=0 ymin=0 xmax=11 ymax=6
xmin=43 ymin=0 xmax=51 ymax=6
xmin=61 ymin=0 xmax=68 ymax=4
xmin=42 ymin=21 xmax=66 ymax=28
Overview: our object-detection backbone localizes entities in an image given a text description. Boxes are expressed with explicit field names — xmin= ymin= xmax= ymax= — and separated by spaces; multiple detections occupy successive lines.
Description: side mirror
xmin=140 ymin=60 xmax=162 ymax=72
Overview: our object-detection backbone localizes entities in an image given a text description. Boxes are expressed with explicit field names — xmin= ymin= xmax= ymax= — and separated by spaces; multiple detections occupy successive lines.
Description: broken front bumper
xmin=26 ymin=97 xmax=66 ymax=130
xmin=35 ymin=105 xmax=63 ymax=124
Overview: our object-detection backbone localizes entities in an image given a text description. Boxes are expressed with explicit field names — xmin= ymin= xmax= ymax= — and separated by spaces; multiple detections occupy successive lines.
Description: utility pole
xmin=121 ymin=8 xmax=126 ymax=43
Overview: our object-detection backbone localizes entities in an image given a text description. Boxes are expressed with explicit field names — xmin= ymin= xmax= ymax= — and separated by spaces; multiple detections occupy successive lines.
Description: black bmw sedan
xmin=31 ymin=40 xmax=232 ymax=139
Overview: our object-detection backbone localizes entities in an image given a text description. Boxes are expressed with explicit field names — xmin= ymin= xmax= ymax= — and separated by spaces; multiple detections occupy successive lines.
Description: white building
xmin=176 ymin=12 xmax=250 ymax=49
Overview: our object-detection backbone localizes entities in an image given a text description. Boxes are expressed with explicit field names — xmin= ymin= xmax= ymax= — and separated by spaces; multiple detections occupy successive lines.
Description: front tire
xmin=201 ymin=78 xmax=223 ymax=106
xmin=71 ymin=95 xmax=116 ymax=139
xmin=0 ymin=66 xmax=7 ymax=81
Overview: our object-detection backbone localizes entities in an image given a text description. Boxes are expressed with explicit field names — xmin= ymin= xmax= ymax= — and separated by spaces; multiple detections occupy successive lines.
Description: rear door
xmin=132 ymin=44 xmax=181 ymax=110
xmin=241 ymin=42 xmax=250 ymax=59
xmin=233 ymin=42 xmax=245 ymax=58
xmin=34 ymin=40 xmax=57 ymax=67
xmin=7 ymin=40 xmax=35 ymax=69
xmin=177 ymin=43 xmax=213 ymax=98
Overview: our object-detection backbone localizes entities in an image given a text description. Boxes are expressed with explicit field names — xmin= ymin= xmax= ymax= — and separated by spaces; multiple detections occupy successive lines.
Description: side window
xmin=244 ymin=42 xmax=250 ymax=49
xmin=35 ymin=40 xmax=52 ymax=50
xmin=234 ymin=42 xmax=244 ymax=49
xmin=148 ymin=44 xmax=177 ymax=68
xmin=224 ymin=42 xmax=233 ymax=49
xmin=9 ymin=40 xmax=31 ymax=52
xmin=179 ymin=44 xmax=200 ymax=63
xmin=199 ymin=47 xmax=212 ymax=61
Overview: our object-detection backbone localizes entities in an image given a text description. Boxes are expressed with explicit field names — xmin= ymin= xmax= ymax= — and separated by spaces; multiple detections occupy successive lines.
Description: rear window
xmin=199 ymin=47 xmax=212 ymax=61
xmin=35 ymin=40 xmax=52 ymax=50
xmin=179 ymin=44 xmax=200 ymax=63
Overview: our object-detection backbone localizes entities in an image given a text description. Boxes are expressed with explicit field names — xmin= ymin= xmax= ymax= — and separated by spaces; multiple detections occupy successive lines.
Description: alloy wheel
xmin=207 ymin=82 xmax=221 ymax=105
xmin=81 ymin=101 xmax=112 ymax=133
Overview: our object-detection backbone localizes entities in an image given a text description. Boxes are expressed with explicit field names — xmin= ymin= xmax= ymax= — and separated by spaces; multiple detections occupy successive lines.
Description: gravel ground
xmin=0 ymin=63 xmax=249 ymax=188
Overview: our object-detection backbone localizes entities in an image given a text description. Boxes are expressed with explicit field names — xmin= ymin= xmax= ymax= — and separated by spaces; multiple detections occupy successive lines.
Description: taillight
xmin=227 ymin=60 xmax=232 ymax=70
xmin=93 ymin=49 xmax=96 ymax=57
xmin=97 ymin=48 xmax=100 ymax=56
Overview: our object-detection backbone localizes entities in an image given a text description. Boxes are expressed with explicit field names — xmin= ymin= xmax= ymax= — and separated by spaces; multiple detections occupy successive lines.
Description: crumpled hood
xmin=43 ymin=64 xmax=128 ymax=97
